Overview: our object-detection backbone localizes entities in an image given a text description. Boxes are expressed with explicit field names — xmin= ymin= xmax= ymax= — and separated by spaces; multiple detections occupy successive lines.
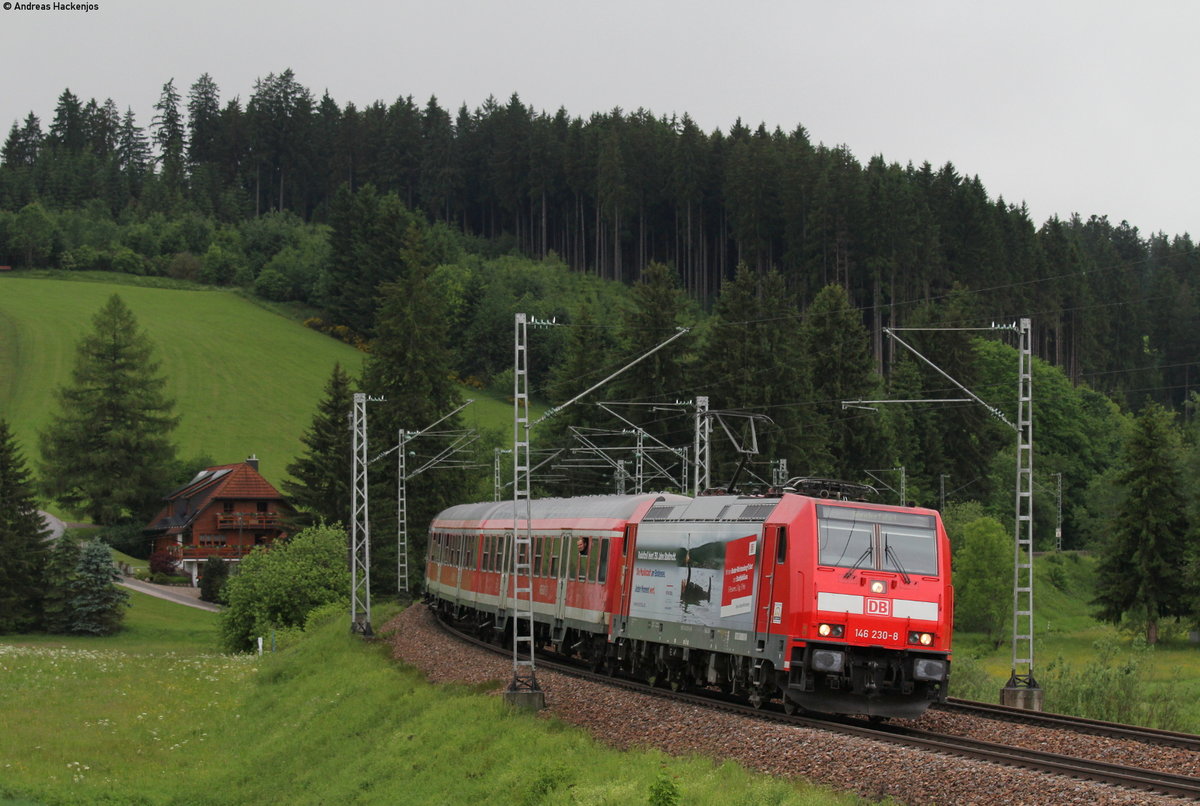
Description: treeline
xmin=1 ymin=71 xmax=1198 ymax=411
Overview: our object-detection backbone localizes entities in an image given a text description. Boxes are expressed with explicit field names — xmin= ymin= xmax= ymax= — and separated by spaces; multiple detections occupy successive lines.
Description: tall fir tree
xmin=0 ymin=420 xmax=50 ymax=632
xmin=283 ymin=362 xmax=355 ymax=528
xmin=360 ymin=221 xmax=465 ymax=592
xmin=799 ymin=284 xmax=887 ymax=481
xmin=41 ymin=536 xmax=80 ymax=634
xmin=1092 ymin=402 xmax=1192 ymax=644
xmin=699 ymin=264 xmax=806 ymax=484
xmin=39 ymin=294 xmax=180 ymax=524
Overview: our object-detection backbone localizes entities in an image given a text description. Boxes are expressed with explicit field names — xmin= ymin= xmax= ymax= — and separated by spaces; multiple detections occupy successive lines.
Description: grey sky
xmin=4 ymin=0 xmax=1196 ymax=238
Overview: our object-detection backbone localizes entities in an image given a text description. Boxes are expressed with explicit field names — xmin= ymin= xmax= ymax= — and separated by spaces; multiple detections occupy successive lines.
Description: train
xmin=424 ymin=479 xmax=953 ymax=719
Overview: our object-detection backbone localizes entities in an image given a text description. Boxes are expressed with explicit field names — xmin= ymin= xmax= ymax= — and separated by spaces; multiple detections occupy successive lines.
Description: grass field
xmin=952 ymin=552 xmax=1200 ymax=730
xmin=0 ymin=597 xmax=858 ymax=806
xmin=0 ymin=272 xmax=534 ymax=497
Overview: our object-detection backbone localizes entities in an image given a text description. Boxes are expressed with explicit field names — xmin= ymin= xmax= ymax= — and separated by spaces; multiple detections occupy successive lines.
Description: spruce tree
xmin=360 ymin=220 xmax=465 ymax=592
xmin=42 ymin=536 xmax=80 ymax=633
xmin=698 ymin=265 xmax=805 ymax=484
xmin=70 ymin=540 xmax=129 ymax=635
xmin=0 ymin=420 xmax=50 ymax=632
xmin=799 ymin=284 xmax=887 ymax=481
xmin=39 ymin=294 xmax=180 ymax=524
xmin=283 ymin=362 xmax=354 ymax=527
xmin=1092 ymin=402 xmax=1191 ymax=643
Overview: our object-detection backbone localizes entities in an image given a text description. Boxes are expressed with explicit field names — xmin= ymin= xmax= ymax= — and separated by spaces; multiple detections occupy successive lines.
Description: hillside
xmin=0 ymin=274 xmax=366 ymax=487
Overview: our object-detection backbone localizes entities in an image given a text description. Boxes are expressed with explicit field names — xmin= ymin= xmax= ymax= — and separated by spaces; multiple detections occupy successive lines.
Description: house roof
xmin=144 ymin=459 xmax=289 ymax=536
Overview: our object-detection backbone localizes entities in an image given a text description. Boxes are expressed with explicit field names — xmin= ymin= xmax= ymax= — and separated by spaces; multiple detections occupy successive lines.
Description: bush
xmin=200 ymin=556 xmax=230 ymax=604
xmin=219 ymin=524 xmax=351 ymax=652
xmin=148 ymin=550 xmax=178 ymax=576
xmin=1041 ymin=638 xmax=1184 ymax=730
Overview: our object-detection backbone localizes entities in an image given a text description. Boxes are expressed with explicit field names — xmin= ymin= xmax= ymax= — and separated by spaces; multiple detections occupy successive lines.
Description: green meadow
xmin=0 ymin=595 xmax=858 ymax=806
xmin=0 ymin=272 xmax=527 ymax=493
xmin=951 ymin=552 xmax=1200 ymax=730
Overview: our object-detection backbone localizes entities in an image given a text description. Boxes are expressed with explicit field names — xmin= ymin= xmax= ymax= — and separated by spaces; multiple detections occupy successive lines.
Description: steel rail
xmin=937 ymin=697 xmax=1200 ymax=751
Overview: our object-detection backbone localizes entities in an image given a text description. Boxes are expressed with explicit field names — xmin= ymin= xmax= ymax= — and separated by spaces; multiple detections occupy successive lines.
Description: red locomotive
xmin=426 ymin=479 xmax=953 ymax=718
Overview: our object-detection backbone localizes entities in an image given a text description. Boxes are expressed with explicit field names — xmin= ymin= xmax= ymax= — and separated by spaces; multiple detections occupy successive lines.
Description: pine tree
xmin=39 ymin=294 xmax=180 ymax=524
xmin=70 ymin=540 xmax=129 ymax=635
xmin=1092 ymin=402 xmax=1192 ymax=644
xmin=283 ymin=362 xmax=354 ymax=527
xmin=42 ymin=536 xmax=80 ymax=633
xmin=0 ymin=420 xmax=50 ymax=632
xmin=799 ymin=284 xmax=887 ymax=480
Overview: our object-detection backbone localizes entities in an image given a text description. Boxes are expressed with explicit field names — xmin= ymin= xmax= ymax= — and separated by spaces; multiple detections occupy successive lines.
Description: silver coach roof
xmin=434 ymin=493 xmax=691 ymax=525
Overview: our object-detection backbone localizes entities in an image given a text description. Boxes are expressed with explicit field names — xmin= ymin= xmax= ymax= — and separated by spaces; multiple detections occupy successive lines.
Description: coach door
xmin=553 ymin=531 xmax=570 ymax=624
xmin=615 ymin=523 xmax=638 ymax=635
xmin=497 ymin=531 xmax=512 ymax=614
xmin=755 ymin=525 xmax=785 ymax=646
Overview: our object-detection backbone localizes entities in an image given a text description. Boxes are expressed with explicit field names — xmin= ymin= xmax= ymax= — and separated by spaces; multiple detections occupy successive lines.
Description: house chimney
xmin=245 ymin=454 xmax=259 ymax=472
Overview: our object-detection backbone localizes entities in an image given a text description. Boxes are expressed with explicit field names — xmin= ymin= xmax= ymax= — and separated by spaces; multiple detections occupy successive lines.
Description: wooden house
xmin=144 ymin=455 xmax=292 ymax=585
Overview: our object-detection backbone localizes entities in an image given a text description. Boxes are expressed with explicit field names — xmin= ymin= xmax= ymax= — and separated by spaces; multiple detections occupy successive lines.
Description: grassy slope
xmin=0 ymin=598 xmax=855 ymax=806
xmin=0 ymin=273 xmax=533 ymax=494
xmin=954 ymin=552 xmax=1200 ymax=729
xmin=0 ymin=274 xmax=367 ymax=487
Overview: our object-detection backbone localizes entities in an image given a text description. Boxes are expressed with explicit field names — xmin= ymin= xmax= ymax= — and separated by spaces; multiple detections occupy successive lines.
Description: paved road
xmin=39 ymin=510 xmax=67 ymax=540
xmin=118 ymin=577 xmax=222 ymax=613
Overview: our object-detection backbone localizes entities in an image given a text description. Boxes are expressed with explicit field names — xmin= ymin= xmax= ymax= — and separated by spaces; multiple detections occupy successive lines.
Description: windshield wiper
xmin=884 ymin=543 xmax=912 ymax=584
xmin=842 ymin=547 xmax=872 ymax=579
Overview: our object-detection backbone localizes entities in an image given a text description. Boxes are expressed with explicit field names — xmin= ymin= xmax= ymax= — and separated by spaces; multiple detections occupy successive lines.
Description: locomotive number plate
xmin=854 ymin=628 xmax=899 ymax=641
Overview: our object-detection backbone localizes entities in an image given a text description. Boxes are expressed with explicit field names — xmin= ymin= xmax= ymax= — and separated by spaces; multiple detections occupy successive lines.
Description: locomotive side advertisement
xmin=628 ymin=523 xmax=760 ymax=632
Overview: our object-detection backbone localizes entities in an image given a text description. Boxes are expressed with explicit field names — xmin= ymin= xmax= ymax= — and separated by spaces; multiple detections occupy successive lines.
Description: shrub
xmin=148 ymin=550 xmax=178 ymax=576
xmin=200 ymin=556 xmax=230 ymax=604
xmin=219 ymin=524 xmax=351 ymax=652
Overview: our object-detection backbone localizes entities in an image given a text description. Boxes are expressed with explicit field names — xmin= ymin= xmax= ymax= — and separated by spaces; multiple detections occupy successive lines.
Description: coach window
xmin=534 ymin=536 xmax=545 ymax=577
xmin=587 ymin=538 xmax=602 ymax=582
xmin=481 ymin=536 xmax=490 ymax=571
xmin=597 ymin=538 xmax=609 ymax=584
xmin=499 ymin=534 xmax=510 ymax=573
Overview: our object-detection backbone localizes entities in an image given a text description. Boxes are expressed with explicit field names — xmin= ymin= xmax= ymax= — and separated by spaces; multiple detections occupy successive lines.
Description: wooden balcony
xmin=215 ymin=513 xmax=281 ymax=530
xmin=175 ymin=545 xmax=260 ymax=559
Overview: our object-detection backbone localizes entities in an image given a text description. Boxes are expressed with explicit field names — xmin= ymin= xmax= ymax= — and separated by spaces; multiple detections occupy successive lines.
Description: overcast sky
xmin=4 ymin=0 xmax=1196 ymax=239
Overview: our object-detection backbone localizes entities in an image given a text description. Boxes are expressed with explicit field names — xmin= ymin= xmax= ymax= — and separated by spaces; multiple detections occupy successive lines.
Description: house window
xmin=257 ymin=501 xmax=268 ymax=513
xmin=223 ymin=502 xmax=234 ymax=513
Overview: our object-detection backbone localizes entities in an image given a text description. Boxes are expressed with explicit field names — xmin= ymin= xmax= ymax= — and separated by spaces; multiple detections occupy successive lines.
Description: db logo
xmin=866 ymin=598 xmax=891 ymax=616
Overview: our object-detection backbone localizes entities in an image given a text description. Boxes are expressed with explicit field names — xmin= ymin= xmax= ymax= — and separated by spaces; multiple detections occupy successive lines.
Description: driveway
xmin=118 ymin=577 xmax=222 ymax=613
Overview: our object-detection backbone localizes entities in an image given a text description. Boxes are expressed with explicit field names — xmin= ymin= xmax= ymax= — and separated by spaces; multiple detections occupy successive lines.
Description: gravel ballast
xmin=384 ymin=605 xmax=1194 ymax=805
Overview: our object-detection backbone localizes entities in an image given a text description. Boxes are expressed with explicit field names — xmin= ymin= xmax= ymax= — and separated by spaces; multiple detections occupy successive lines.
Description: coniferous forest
xmin=4 ymin=70 xmax=1200 ymax=598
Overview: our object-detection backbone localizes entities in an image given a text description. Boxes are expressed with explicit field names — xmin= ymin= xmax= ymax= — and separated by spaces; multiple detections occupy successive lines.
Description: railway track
xmin=936 ymin=697 xmax=1200 ymax=751
xmin=436 ymin=614 xmax=1200 ymax=801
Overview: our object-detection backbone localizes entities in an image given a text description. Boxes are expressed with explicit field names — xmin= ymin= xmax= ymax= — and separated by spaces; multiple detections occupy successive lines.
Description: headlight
xmin=908 ymin=631 xmax=934 ymax=646
xmin=817 ymin=623 xmax=844 ymax=638
xmin=812 ymin=649 xmax=845 ymax=673
xmin=869 ymin=579 xmax=887 ymax=594
xmin=913 ymin=658 xmax=946 ymax=682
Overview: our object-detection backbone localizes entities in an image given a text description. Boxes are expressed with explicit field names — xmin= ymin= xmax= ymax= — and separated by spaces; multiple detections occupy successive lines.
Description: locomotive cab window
xmin=818 ymin=505 xmax=937 ymax=575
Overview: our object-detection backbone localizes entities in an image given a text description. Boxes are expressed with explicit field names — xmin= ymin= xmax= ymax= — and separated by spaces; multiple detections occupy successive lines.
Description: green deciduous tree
xmin=0 ymin=420 xmax=50 ymax=632
xmin=39 ymin=294 xmax=180 ymax=524
xmin=70 ymin=539 xmax=129 ymax=635
xmin=199 ymin=556 xmax=230 ymax=605
xmin=951 ymin=515 xmax=1011 ymax=643
xmin=283 ymin=362 xmax=354 ymax=528
xmin=218 ymin=523 xmax=350 ymax=652
xmin=1092 ymin=402 xmax=1192 ymax=644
